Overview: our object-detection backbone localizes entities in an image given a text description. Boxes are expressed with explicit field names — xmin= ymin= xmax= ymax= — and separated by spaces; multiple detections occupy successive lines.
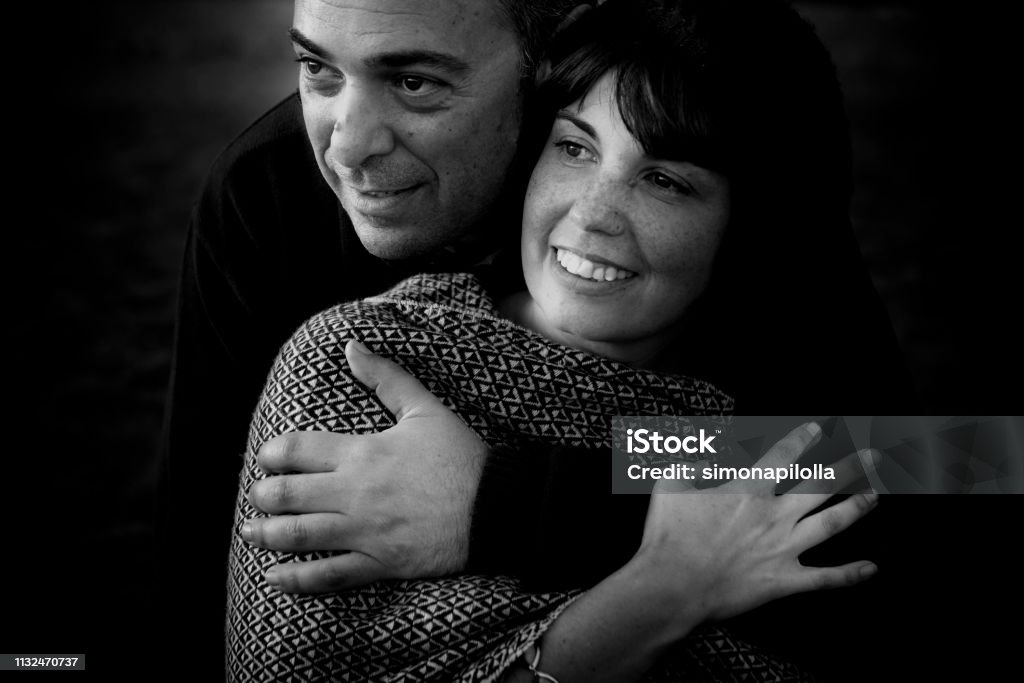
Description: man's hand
xmin=242 ymin=340 xmax=488 ymax=594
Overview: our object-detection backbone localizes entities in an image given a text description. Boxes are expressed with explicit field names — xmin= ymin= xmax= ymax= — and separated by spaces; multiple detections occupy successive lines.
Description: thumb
xmin=345 ymin=340 xmax=440 ymax=421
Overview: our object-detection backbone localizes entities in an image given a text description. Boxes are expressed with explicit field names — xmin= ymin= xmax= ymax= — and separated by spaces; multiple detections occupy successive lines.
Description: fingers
xmin=790 ymin=491 xmax=880 ymax=552
xmin=241 ymin=513 xmax=356 ymax=552
xmin=257 ymin=432 xmax=349 ymax=474
xmin=345 ymin=340 xmax=440 ymax=421
xmin=756 ymin=422 xmax=822 ymax=471
xmin=265 ymin=552 xmax=387 ymax=594
xmin=248 ymin=473 xmax=350 ymax=514
xmin=781 ymin=449 xmax=882 ymax=515
xmin=786 ymin=448 xmax=880 ymax=499
xmin=785 ymin=560 xmax=878 ymax=596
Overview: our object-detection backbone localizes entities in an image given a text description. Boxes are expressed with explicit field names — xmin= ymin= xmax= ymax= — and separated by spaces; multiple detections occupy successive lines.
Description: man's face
xmin=292 ymin=0 xmax=525 ymax=260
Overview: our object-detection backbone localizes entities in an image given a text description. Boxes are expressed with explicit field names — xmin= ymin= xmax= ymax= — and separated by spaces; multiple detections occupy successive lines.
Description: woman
xmin=226 ymin=1 xmax=885 ymax=680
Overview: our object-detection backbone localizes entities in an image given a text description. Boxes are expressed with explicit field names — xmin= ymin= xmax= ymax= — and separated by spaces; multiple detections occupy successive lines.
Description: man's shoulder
xmin=205 ymin=93 xmax=317 ymax=194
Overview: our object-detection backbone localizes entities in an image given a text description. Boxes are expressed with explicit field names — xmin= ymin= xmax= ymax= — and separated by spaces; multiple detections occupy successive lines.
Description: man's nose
xmin=327 ymin=85 xmax=396 ymax=169
xmin=569 ymin=182 xmax=627 ymax=236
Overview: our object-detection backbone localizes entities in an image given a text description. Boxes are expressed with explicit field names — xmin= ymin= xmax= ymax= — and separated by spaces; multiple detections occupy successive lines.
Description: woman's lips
xmin=554 ymin=247 xmax=638 ymax=282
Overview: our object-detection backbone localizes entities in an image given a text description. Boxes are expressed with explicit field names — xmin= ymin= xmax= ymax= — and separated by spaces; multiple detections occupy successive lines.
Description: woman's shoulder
xmin=283 ymin=272 xmax=502 ymax=352
xmin=286 ymin=271 xmax=733 ymax=418
xmin=366 ymin=272 xmax=500 ymax=318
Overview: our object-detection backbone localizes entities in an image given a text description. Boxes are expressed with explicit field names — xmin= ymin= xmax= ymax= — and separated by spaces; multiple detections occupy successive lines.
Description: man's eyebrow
xmin=288 ymin=28 xmax=469 ymax=77
xmin=289 ymin=28 xmax=327 ymax=59
xmin=557 ymin=111 xmax=598 ymax=140
xmin=367 ymin=51 xmax=470 ymax=76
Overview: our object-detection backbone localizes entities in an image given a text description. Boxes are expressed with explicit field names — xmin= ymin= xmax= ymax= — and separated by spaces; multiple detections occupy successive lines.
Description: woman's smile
xmin=515 ymin=71 xmax=731 ymax=365
xmin=552 ymin=247 xmax=638 ymax=283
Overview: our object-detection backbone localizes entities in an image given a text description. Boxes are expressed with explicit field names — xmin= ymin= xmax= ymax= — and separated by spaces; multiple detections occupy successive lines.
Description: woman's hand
xmin=632 ymin=422 xmax=879 ymax=631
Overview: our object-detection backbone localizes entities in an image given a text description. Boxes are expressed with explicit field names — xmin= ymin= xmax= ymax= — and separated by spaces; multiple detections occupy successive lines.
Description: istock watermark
xmin=611 ymin=416 xmax=1024 ymax=494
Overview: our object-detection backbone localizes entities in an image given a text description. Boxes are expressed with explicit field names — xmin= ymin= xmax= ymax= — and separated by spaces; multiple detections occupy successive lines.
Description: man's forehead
xmin=294 ymin=0 xmax=513 ymax=50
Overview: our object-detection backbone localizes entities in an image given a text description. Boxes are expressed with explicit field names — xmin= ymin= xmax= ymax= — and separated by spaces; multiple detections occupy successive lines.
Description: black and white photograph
xmin=8 ymin=0 xmax=1020 ymax=679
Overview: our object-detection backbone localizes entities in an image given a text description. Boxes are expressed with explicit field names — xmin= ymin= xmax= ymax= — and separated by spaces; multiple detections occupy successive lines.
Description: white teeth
xmin=554 ymin=248 xmax=636 ymax=282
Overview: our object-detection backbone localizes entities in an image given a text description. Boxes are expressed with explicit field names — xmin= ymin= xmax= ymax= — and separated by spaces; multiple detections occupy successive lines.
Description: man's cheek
xmin=302 ymin=113 xmax=331 ymax=155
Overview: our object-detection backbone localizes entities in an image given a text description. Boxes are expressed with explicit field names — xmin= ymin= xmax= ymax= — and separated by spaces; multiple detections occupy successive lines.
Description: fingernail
xmin=860 ymin=563 xmax=878 ymax=579
xmin=860 ymin=448 xmax=882 ymax=468
xmin=241 ymin=522 xmax=252 ymax=542
xmin=265 ymin=568 xmax=280 ymax=586
xmin=806 ymin=421 xmax=821 ymax=437
xmin=349 ymin=340 xmax=371 ymax=355
xmin=866 ymin=491 xmax=880 ymax=506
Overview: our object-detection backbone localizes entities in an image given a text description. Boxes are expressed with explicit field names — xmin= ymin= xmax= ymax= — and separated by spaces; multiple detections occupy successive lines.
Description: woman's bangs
xmin=542 ymin=45 xmax=728 ymax=174
xmin=614 ymin=61 xmax=726 ymax=173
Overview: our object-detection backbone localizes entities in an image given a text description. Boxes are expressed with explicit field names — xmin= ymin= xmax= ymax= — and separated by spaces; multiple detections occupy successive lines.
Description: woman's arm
xmin=503 ymin=423 xmax=879 ymax=682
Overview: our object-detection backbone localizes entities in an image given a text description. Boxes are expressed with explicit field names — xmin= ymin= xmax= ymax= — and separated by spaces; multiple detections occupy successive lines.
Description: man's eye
xmin=296 ymin=57 xmax=324 ymax=77
xmin=554 ymin=140 xmax=596 ymax=164
xmin=396 ymin=76 xmax=444 ymax=97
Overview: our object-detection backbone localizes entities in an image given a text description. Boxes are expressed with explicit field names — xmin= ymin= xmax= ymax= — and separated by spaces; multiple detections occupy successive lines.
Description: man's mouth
xmin=554 ymin=247 xmax=637 ymax=282
xmin=342 ymin=182 xmax=426 ymax=218
xmin=357 ymin=186 xmax=418 ymax=198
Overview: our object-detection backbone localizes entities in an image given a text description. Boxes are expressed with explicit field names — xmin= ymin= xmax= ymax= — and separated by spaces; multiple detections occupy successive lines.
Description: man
xmin=159 ymin=0 xmax=580 ymax=669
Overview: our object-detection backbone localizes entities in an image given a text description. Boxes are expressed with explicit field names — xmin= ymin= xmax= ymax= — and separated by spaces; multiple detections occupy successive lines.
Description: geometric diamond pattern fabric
xmin=226 ymin=273 xmax=810 ymax=682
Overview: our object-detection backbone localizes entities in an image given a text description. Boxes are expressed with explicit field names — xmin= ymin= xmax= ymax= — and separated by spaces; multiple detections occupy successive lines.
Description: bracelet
xmin=522 ymin=643 xmax=561 ymax=683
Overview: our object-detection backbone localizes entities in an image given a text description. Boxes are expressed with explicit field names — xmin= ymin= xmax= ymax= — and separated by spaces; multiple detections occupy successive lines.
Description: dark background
xmin=7 ymin=0 xmax=1019 ymax=678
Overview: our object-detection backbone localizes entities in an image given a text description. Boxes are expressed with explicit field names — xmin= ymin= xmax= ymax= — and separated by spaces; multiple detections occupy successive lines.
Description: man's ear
xmin=535 ymin=3 xmax=595 ymax=86
xmin=556 ymin=3 xmax=596 ymax=35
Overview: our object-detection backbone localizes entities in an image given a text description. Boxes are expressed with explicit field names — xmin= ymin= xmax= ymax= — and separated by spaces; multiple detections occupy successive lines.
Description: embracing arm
xmin=242 ymin=347 xmax=878 ymax=595
xmin=242 ymin=341 xmax=635 ymax=590
xmin=499 ymin=423 xmax=879 ymax=683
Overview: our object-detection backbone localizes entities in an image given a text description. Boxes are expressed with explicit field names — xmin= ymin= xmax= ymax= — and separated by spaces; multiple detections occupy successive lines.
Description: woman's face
xmin=520 ymin=72 xmax=731 ymax=365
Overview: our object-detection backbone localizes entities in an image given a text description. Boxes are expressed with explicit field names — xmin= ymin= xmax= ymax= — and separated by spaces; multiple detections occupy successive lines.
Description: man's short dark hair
xmin=497 ymin=0 xmax=582 ymax=76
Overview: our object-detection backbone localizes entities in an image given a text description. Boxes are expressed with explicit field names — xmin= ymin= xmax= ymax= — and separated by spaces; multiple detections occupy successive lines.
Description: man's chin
xmin=351 ymin=219 xmax=447 ymax=262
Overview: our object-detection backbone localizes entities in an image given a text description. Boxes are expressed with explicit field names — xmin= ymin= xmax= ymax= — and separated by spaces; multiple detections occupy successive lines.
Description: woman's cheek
xmin=526 ymin=179 xmax=564 ymax=241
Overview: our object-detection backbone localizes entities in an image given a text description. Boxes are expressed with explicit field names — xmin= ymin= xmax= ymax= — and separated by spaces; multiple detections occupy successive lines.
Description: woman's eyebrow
xmin=557 ymin=111 xmax=598 ymax=141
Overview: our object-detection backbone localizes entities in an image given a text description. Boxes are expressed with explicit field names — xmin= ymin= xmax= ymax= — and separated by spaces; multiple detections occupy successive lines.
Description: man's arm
xmin=240 ymin=340 xmax=596 ymax=590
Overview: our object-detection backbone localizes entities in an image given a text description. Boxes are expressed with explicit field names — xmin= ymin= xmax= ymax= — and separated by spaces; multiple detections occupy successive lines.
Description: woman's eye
xmin=554 ymin=141 xmax=596 ymax=165
xmin=646 ymin=171 xmax=693 ymax=196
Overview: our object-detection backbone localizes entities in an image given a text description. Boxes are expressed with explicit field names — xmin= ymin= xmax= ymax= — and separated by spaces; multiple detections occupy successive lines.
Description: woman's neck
xmin=498 ymin=291 xmax=685 ymax=373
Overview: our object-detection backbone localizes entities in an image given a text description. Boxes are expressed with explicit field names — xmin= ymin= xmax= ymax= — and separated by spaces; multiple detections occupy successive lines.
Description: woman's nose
xmin=327 ymin=86 xmax=397 ymax=170
xmin=569 ymin=183 xmax=627 ymax=236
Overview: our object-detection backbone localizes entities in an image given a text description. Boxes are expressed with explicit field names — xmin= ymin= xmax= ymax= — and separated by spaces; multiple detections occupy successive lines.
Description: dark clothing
xmin=157 ymin=94 xmax=429 ymax=669
xmin=160 ymin=93 xmax=923 ymax=678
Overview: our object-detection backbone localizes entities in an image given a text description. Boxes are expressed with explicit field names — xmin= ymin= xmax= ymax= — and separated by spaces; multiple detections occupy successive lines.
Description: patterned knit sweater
xmin=226 ymin=273 xmax=807 ymax=682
